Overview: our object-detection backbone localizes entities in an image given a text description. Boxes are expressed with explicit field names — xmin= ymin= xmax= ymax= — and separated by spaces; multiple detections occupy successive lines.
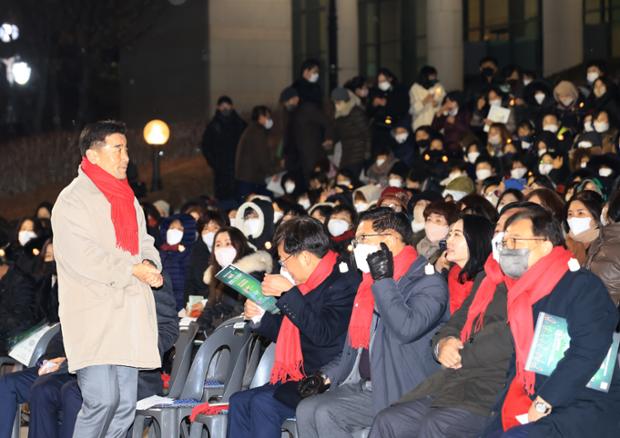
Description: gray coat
xmin=322 ymin=256 xmax=449 ymax=414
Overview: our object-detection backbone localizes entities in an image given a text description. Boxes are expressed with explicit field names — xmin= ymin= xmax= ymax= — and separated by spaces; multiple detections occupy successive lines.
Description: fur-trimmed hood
xmin=203 ymin=250 xmax=274 ymax=286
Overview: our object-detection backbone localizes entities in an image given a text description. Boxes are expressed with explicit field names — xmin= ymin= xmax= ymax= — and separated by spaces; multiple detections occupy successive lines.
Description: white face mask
xmin=521 ymin=140 xmax=531 ymax=150
xmin=425 ymin=222 xmax=449 ymax=243
xmin=476 ymin=168 xmax=492 ymax=181
xmin=488 ymin=134 xmax=502 ymax=146
xmin=599 ymin=167 xmax=613 ymax=177
xmin=584 ymin=121 xmax=594 ymax=132
xmin=492 ymin=232 xmax=504 ymax=262
xmin=467 ymin=151 xmax=480 ymax=163
xmin=523 ymin=78 xmax=533 ymax=86
xmin=489 ymin=98 xmax=502 ymax=107
xmin=411 ymin=220 xmax=425 ymax=233
xmin=273 ymin=211 xmax=284 ymax=223
xmin=308 ymin=72 xmax=319 ymax=83
xmin=587 ymin=71 xmax=599 ymax=84
xmin=560 ymin=97 xmax=574 ymax=107
xmin=376 ymin=158 xmax=386 ymax=167
xmin=378 ymin=81 xmax=391 ymax=92
xmin=543 ymin=124 xmax=558 ymax=133
xmin=202 ymin=231 xmax=215 ymax=251
xmin=264 ymin=118 xmax=274 ymax=130
xmin=594 ymin=121 xmax=609 ymax=133
xmin=580 ymin=161 xmax=588 ymax=169
xmin=511 ymin=167 xmax=528 ymax=179
xmin=353 ymin=243 xmax=381 ymax=273
xmin=280 ymin=267 xmax=296 ymax=285
xmin=578 ymin=141 xmax=593 ymax=149
xmin=18 ymin=230 xmax=37 ymax=247
xmin=448 ymin=107 xmax=459 ymax=117
xmin=298 ymin=198 xmax=311 ymax=210
xmin=166 ymin=228 xmax=184 ymax=245
xmin=214 ymin=246 xmax=237 ymax=267
xmin=338 ymin=179 xmax=351 ymax=187
xmin=534 ymin=92 xmax=546 ymax=105
xmin=327 ymin=219 xmax=350 ymax=237
xmin=388 ymin=178 xmax=403 ymax=188
xmin=538 ymin=163 xmax=553 ymax=175
xmin=567 ymin=217 xmax=592 ymax=236
xmin=443 ymin=190 xmax=468 ymax=202
xmin=394 ymin=132 xmax=409 ymax=144
xmin=284 ymin=181 xmax=296 ymax=194
xmin=355 ymin=202 xmax=369 ymax=213
xmin=485 ymin=192 xmax=499 ymax=207
xmin=244 ymin=218 xmax=262 ymax=237
xmin=538 ymin=148 xmax=547 ymax=157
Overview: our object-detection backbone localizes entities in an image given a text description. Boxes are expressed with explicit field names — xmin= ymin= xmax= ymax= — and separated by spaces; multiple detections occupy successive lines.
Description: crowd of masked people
xmin=1 ymin=55 xmax=620 ymax=437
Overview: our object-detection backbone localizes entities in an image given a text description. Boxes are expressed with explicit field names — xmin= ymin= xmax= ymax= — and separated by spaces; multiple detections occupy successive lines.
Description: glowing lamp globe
xmin=143 ymin=120 xmax=170 ymax=146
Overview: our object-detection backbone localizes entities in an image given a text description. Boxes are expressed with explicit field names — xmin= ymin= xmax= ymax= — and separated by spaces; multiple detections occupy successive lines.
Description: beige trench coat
xmin=51 ymin=169 xmax=161 ymax=373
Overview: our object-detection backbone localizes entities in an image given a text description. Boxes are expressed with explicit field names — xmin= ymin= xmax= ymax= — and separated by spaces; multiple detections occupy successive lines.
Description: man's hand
xmin=528 ymin=396 xmax=552 ymax=422
xmin=38 ymin=357 xmax=66 ymax=376
xmin=298 ymin=372 xmax=331 ymax=398
xmin=261 ymin=274 xmax=294 ymax=297
xmin=243 ymin=299 xmax=265 ymax=321
xmin=132 ymin=262 xmax=163 ymax=288
xmin=437 ymin=337 xmax=464 ymax=369
xmin=367 ymin=243 xmax=393 ymax=281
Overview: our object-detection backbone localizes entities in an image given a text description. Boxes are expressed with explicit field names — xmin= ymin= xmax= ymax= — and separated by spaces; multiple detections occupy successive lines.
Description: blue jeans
xmin=227 ymin=384 xmax=296 ymax=438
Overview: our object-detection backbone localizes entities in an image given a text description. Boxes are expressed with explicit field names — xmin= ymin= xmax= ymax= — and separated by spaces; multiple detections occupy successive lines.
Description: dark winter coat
xmin=333 ymin=103 xmax=371 ymax=169
xmin=235 ymin=121 xmax=278 ymax=184
xmin=200 ymin=110 xmax=247 ymax=199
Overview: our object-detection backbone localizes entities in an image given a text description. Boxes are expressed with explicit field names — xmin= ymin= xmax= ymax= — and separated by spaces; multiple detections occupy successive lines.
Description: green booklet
xmin=525 ymin=312 xmax=620 ymax=393
xmin=215 ymin=264 xmax=280 ymax=314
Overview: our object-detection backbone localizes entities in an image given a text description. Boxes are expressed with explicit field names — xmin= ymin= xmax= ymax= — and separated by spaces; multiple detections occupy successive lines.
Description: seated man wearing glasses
xmin=227 ymin=216 xmax=359 ymax=438
xmin=295 ymin=207 xmax=449 ymax=438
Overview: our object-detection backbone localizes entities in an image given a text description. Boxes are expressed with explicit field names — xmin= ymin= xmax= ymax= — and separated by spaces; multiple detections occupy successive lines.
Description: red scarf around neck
xmin=348 ymin=245 xmax=418 ymax=349
xmin=448 ymin=265 xmax=474 ymax=314
xmin=81 ymin=157 xmax=139 ymax=255
xmin=270 ymin=250 xmax=338 ymax=384
xmin=501 ymin=246 xmax=573 ymax=430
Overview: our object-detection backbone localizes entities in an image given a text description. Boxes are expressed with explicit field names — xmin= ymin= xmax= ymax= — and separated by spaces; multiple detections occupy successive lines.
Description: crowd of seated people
xmin=1 ymin=55 xmax=620 ymax=437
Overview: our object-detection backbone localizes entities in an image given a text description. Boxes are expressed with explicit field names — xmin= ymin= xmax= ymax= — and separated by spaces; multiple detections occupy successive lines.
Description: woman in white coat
xmin=409 ymin=65 xmax=446 ymax=131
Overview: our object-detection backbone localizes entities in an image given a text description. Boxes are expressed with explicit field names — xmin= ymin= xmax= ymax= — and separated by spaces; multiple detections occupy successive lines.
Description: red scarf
xmin=81 ymin=157 xmax=139 ymax=255
xmin=501 ymin=246 xmax=572 ymax=430
xmin=448 ymin=265 xmax=474 ymax=314
xmin=348 ymin=245 xmax=418 ymax=349
xmin=459 ymin=255 xmax=504 ymax=344
xmin=270 ymin=250 xmax=338 ymax=384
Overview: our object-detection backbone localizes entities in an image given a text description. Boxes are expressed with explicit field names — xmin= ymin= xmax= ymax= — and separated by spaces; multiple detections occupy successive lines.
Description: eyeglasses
xmin=495 ymin=237 xmax=547 ymax=251
xmin=352 ymin=233 xmax=392 ymax=248
xmin=278 ymin=253 xmax=294 ymax=268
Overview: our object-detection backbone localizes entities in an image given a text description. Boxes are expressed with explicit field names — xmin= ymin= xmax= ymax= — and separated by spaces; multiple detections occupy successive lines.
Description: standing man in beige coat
xmin=52 ymin=120 xmax=163 ymax=438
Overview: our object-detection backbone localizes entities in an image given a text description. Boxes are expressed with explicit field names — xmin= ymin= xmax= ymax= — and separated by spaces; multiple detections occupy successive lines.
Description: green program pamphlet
xmin=525 ymin=312 xmax=619 ymax=392
xmin=215 ymin=264 xmax=280 ymax=314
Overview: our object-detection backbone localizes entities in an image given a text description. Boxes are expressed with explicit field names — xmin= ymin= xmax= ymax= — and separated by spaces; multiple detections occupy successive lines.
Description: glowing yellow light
xmin=143 ymin=119 xmax=170 ymax=146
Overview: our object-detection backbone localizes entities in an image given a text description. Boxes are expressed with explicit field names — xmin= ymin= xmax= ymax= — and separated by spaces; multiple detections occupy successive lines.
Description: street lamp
xmin=143 ymin=119 xmax=170 ymax=192
xmin=0 ymin=23 xmax=19 ymax=43
xmin=2 ymin=56 xmax=31 ymax=85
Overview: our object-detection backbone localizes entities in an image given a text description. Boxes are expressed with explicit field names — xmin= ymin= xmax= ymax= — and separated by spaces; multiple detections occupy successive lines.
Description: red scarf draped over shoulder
xmin=448 ymin=265 xmax=474 ymax=314
xmin=270 ymin=250 xmax=338 ymax=384
xmin=501 ymin=246 xmax=573 ymax=430
xmin=81 ymin=157 xmax=139 ymax=255
xmin=348 ymin=245 xmax=418 ymax=349
xmin=459 ymin=248 xmax=573 ymax=430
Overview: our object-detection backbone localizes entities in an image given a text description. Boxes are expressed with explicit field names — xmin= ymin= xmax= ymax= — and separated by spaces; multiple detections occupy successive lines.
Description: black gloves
xmin=298 ymin=372 xmax=330 ymax=398
xmin=367 ymin=242 xmax=394 ymax=281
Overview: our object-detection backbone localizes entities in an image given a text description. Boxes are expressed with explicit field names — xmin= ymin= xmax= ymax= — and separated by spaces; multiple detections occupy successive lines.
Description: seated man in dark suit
xmin=0 ymin=272 xmax=179 ymax=438
xmin=227 ymin=216 xmax=360 ymax=438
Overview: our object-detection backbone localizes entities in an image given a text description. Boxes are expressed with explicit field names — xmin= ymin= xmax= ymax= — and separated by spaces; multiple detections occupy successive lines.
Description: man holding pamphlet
xmin=226 ymin=216 xmax=360 ymax=438
xmin=483 ymin=205 xmax=620 ymax=438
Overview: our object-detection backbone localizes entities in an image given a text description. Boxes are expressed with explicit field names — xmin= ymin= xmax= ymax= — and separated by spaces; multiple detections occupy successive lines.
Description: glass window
xmin=358 ymin=0 xmax=427 ymax=85
xmin=292 ymin=0 xmax=329 ymax=91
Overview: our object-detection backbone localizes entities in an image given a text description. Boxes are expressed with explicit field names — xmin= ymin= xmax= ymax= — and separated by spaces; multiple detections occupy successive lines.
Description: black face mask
xmin=416 ymin=139 xmax=430 ymax=151
xmin=420 ymin=77 xmax=438 ymax=89
xmin=481 ymin=67 xmax=495 ymax=78
xmin=43 ymin=261 xmax=56 ymax=276
xmin=220 ymin=109 xmax=232 ymax=117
